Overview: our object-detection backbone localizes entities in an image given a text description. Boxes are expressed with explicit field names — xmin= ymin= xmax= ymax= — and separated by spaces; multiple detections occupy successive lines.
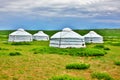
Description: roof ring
xmin=62 ymin=28 xmax=72 ymax=32
xmin=18 ymin=28 xmax=24 ymax=31
xmin=38 ymin=31 xmax=43 ymax=33
xmin=90 ymin=31 xmax=96 ymax=34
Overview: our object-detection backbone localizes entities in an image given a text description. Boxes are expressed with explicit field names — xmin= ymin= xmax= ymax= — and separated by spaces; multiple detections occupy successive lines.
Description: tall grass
xmin=0 ymin=47 xmax=9 ymax=50
xmin=114 ymin=61 xmax=120 ymax=66
xmin=93 ymin=44 xmax=110 ymax=50
xmin=9 ymin=52 xmax=22 ymax=56
xmin=32 ymin=47 xmax=107 ymax=57
xmin=10 ymin=42 xmax=32 ymax=45
xmin=66 ymin=63 xmax=90 ymax=70
xmin=91 ymin=72 xmax=114 ymax=80
xmin=94 ymin=44 xmax=104 ymax=49
xmin=49 ymin=75 xmax=85 ymax=80
xmin=110 ymin=42 xmax=120 ymax=46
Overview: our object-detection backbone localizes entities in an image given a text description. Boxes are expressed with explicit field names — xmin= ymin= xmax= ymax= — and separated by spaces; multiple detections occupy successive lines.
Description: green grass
xmin=32 ymin=47 xmax=107 ymax=56
xmin=93 ymin=44 xmax=105 ymax=49
xmin=114 ymin=61 xmax=120 ymax=66
xmin=0 ymin=47 xmax=9 ymax=50
xmin=93 ymin=44 xmax=110 ymax=51
xmin=0 ymin=29 xmax=120 ymax=80
xmin=9 ymin=52 xmax=22 ymax=56
xmin=10 ymin=42 xmax=32 ymax=45
xmin=110 ymin=42 xmax=120 ymax=46
xmin=66 ymin=63 xmax=90 ymax=70
xmin=91 ymin=72 xmax=114 ymax=80
xmin=49 ymin=75 xmax=85 ymax=80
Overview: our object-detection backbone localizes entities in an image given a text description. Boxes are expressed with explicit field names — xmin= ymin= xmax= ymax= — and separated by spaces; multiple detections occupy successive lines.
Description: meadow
xmin=0 ymin=29 xmax=120 ymax=80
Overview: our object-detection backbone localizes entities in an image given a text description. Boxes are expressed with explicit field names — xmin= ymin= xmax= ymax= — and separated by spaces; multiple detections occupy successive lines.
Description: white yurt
xmin=50 ymin=28 xmax=86 ymax=48
xmin=8 ymin=28 xmax=32 ymax=42
xmin=84 ymin=31 xmax=103 ymax=43
xmin=33 ymin=31 xmax=49 ymax=41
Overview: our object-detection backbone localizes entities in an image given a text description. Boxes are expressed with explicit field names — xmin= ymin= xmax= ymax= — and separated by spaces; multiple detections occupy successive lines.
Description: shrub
xmin=9 ymin=52 xmax=22 ymax=56
xmin=0 ymin=47 xmax=9 ymax=50
xmin=114 ymin=61 xmax=120 ymax=66
xmin=66 ymin=63 xmax=90 ymax=70
xmin=104 ymin=47 xmax=110 ymax=50
xmin=94 ymin=44 xmax=104 ymax=49
xmin=49 ymin=75 xmax=85 ymax=80
xmin=91 ymin=72 xmax=114 ymax=80
xmin=32 ymin=47 xmax=107 ymax=57
xmin=94 ymin=44 xmax=110 ymax=50
xmin=11 ymin=42 xmax=31 ymax=45
xmin=110 ymin=42 xmax=120 ymax=46
xmin=33 ymin=51 xmax=38 ymax=54
xmin=70 ymin=48 xmax=107 ymax=56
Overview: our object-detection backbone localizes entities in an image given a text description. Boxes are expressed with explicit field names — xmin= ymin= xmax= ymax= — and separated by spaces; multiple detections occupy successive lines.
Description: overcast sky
xmin=0 ymin=0 xmax=120 ymax=30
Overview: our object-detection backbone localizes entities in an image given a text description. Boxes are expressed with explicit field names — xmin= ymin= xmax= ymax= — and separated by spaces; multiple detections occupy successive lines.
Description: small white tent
xmin=50 ymin=28 xmax=86 ymax=48
xmin=8 ymin=28 xmax=32 ymax=42
xmin=84 ymin=31 xmax=103 ymax=43
xmin=33 ymin=31 xmax=49 ymax=41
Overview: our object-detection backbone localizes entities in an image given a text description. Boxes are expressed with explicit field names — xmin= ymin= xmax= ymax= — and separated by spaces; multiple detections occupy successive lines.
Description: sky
xmin=0 ymin=0 xmax=120 ymax=30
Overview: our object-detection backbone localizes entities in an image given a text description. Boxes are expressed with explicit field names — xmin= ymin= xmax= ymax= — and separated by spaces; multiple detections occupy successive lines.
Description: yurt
xmin=33 ymin=31 xmax=49 ymax=41
xmin=8 ymin=28 xmax=32 ymax=42
xmin=50 ymin=28 xmax=86 ymax=48
xmin=84 ymin=31 xmax=103 ymax=43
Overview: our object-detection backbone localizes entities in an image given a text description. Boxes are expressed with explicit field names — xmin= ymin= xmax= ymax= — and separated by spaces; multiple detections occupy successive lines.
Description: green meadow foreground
xmin=0 ymin=29 xmax=120 ymax=80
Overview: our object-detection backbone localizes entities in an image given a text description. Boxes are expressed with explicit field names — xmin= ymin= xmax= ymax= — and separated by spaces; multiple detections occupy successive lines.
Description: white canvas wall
xmin=8 ymin=28 xmax=32 ymax=42
xmin=50 ymin=28 xmax=86 ymax=48
xmin=9 ymin=35 xmax=32 ymax=42
xmin=33 ymin=31 xmax=49 ymax=41
xmin=84 ymin=37 xmax=103 ymax=43
xmin=84 ymin=31 xmax=103 ymax=43
xmin=50 ymin=38 xmax=85 ymax=48
xmin=33 ymin=36 xmax=49 ymax=41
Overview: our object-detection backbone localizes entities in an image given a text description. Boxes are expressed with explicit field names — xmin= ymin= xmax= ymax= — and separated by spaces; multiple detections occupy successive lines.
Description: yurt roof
xmin=9 ymin=28 xmax=32 ymax=36
xmin=33 ymin=31 xmax=48 ymax=36
xmin=84 ymin=31 xmax=102 ymax=37
xmin=51 ymin=28 xmax=83 ymax=38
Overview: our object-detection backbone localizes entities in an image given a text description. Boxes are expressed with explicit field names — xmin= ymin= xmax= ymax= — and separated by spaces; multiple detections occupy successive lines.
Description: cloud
xmin=0 ymin=0 xmax=120 ymax=18
xmin=94 ymin=19 xmax=120 ymax=23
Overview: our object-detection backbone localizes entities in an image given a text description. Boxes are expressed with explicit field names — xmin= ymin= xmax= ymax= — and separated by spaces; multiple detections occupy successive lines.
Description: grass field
xmin=0 ymin=29 xmax=120 ymax=80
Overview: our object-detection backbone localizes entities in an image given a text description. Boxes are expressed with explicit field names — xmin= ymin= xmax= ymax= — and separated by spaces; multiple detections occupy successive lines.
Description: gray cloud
xmin=0 ymin=0 xmax=119 ymax=18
